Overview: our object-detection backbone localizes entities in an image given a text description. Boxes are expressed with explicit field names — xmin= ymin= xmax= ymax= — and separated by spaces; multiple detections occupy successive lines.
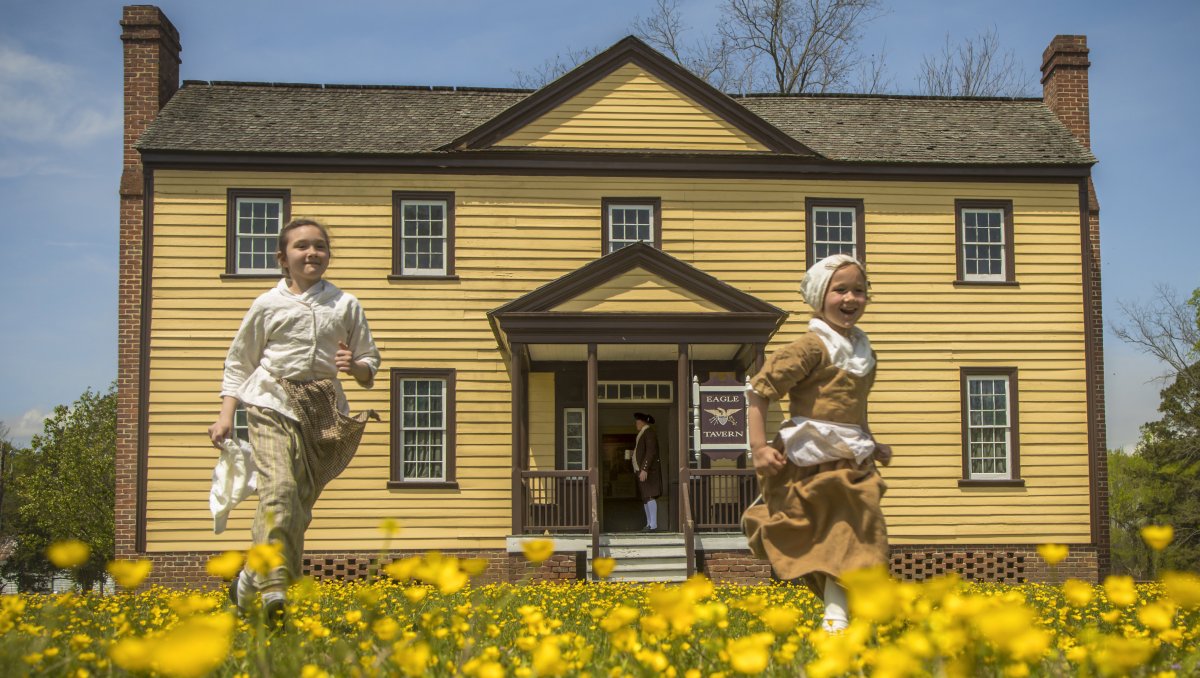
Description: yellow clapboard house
xmin=117 ymin=5 xmax=1106 ymax=585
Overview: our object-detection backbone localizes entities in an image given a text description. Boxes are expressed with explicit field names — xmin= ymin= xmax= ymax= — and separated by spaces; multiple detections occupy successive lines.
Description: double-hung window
xmin=225 ymin=189 xmax=290 ymax=276
xmin=390 ymin=368 xmax=457 ymax=487
xmin=392 ymin=191 xmax=455 ymax=278
xmin=956 ymin=200 xmax=1015 ymax=284
xmin=960 ymin=368 xmax=1022 ymax=484
xmin=602 ymin=198 xmax=661 ymax=253
xmin=805 ymin=198 xmax=865 ymax=269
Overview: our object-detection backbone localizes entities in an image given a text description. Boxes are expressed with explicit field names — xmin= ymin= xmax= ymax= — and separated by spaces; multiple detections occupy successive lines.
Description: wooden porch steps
xmin=587 ymin=532 xmax=689 ymax=582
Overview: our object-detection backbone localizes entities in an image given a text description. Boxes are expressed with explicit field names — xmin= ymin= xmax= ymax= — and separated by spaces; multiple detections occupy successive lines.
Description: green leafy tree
xmin=0 ymin=424 xmax=56 ymax=592
xmin=9 ymin=384 xmax=116 ymax=591
xmin=1110 ymin=287 xmax=1200 ymax=576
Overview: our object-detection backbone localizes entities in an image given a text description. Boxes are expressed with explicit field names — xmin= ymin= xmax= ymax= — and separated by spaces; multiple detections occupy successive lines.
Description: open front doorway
xmin=598 ymin=405 xmax=674 ymax=532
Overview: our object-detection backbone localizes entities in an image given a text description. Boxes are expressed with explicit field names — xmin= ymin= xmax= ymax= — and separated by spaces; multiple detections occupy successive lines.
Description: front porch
xmin=488 ymin=243 xmax=787 ymax=576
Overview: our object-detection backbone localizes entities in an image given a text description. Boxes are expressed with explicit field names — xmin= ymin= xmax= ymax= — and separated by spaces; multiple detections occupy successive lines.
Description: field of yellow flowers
xmin=1 ymin=532 xmax=1198 ymax=677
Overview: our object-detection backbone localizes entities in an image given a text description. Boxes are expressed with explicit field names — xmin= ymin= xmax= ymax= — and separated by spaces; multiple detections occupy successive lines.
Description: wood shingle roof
xmin=137 ymin=81 xmax=1095 ymax=166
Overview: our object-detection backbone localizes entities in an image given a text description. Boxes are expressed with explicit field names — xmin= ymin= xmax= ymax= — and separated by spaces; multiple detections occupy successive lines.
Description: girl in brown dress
xmin=741 ymin=253 xmax=892 ymax=633
xmin=633 ymin=412 xmax=662 ymax=531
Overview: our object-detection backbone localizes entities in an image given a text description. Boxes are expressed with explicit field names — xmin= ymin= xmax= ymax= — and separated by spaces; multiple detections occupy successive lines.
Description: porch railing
xmin=687 ymin=468 xmax=757 ymax=531
xmin=520 ymin=470 xmax=590 ymax=533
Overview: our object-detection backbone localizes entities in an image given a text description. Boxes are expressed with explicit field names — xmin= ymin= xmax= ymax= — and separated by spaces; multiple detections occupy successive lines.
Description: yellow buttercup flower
xmin=1103 ymin=575 xmax=1138 ymax=608
xmin=1136 ymin=600 xmax=1176 ymax=632
xmin=301 ymin=665 xmax=328 ymax=678
xmin=760 ymin=606 xmax=800 ymax=634
xmin=107 ymin=559 xmax=152 ymax=590
xmin=1140 ymin=525 xmax=1174 ymax=551
xmin=109 ymin=638 xmax=152 ymax=672
xmin=384 ymin=556 xmax=421 ymax=582
xmin=1062 ymin=578 xmax=1094 ymax=607
xmin=522 ymin=539 xmax=554 ymax=564
xmin=391 ymin=640 xmax=431 ymax=677
xmin=46 ymin=540 xmax=90 ymax=568
xmin=1036 ymin=543 xmax=1069 ymax=566
xmin=148 ymin=613 xmax=235 ymax=678
xmin=169 ymin=594 xmax=218 ymax=616
xmin=532 ymin=637 xmax=568 ymax=677
xmin=245 ymin=543 xmax=283 ymax=577
xmin=379 ymin=518 xmax=401 ymax=537
xmin=1160 ymin=570 xmax=1200 ymax=610
xmin=1091 ymin=635 xmax=1155 ymax=677
xmin=373 ymin=617 xmax=400 ymax=641
xmin=205 ymin=551 xmax=245 ymax=580
xmin=592 ymin=557 xmax=616 ymax=579
xmin=726 ymin=633 xmax=773 ymax=674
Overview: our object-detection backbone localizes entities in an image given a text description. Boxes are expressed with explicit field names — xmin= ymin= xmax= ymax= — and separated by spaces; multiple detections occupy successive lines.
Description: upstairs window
xmin=956 ymin=199 xmax=1015 ymax=284
xmin=602 ymin=198 xmax=661 ymax=253
xmin=805 ymin=198 xmax=865 ymax=269
xmin=226 ymin=189 xmax=290 ymax=276
xmin=392 ymin=191 xmax=455 ymax=278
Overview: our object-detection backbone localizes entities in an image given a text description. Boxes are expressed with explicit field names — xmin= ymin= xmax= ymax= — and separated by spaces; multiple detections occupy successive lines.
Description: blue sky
xmin=1 ymin=0 xmax=1197 ymax=450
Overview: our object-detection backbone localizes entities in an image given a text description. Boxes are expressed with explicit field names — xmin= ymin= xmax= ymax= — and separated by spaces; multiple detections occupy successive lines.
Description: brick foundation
xmin=139 ymin=544 xmax=1100 ymax=589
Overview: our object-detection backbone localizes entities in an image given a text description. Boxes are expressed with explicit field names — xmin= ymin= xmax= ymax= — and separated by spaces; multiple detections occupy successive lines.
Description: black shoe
xmin=227 ymin=578 xmax=239 ymax=608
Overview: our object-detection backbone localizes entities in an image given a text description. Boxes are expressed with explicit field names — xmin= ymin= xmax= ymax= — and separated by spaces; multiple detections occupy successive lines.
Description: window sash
xmin=607 ymin=204 xmax=654 ymax=253
xmin=400 ymin=200 xmax=448 ymax=275
xmin=596 ymin=381 xmax=673 ymax=403
xmin=966 ymin=375 xmax=1012 ymax=479
xmin=233 ymin=406 xmax=249 ymax=442
xmin=399 ymin=378 xmax=447 ymax=481
xmin=961 ymin=208 xmax=1006 ymax=281
xmin=235 ymin=197 xmax=283 ymax=274
xmin=563 ymin=408 xmax=586 ymax=470
xmin=811 ymin=206 xmax=858 ymax=261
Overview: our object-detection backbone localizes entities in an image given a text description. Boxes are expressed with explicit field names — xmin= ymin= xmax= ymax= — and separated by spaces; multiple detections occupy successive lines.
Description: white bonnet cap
xmin=800 ymin=253 xmax=867 ymax=311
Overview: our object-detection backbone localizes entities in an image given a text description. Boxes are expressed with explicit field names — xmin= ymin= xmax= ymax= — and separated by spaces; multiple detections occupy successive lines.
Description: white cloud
xmin=3 ymin=407 xmax=49 ymax=445
xmin=0 ymin=42 xmax=120 ymax=149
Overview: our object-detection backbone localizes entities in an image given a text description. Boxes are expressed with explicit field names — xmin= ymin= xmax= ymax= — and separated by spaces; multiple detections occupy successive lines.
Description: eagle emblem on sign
xmin=705 ymin=407 xmax=740 ymax=426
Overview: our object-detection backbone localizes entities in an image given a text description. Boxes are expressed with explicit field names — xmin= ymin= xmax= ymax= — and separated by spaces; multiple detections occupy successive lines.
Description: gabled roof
xmin=490 ymin=242 xmax=785 ymax=316
xmin=444 ymin=36 xmax=816 ymax=156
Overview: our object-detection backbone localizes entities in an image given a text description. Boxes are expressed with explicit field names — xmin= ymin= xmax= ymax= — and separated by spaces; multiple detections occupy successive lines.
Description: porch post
xmin=511 ymin=342 xmax=527 ymax=535
xmin=678 ymin=343 xmax=695 ymax=576
xmin=587 ymin=343 xmax=600 ymax=566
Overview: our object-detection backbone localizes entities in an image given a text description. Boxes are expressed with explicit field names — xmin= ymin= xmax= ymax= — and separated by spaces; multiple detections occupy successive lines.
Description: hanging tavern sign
xmin=693 ymin=376 xmax=749 ymax=455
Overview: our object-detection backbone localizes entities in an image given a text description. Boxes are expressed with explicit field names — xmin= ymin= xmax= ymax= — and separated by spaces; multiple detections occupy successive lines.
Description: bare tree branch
xmin=633 ymin=0 xmax=749 ymax=93
xmin=1112 ymin=283 xmax=1200 ymax=393
xmin=512 ymin=45 xmax=603 ymax=89
xmin=855 ymin=38 xmax=892 ymax=94
xmin=918 ymin=26 xmax=1034 ymax=97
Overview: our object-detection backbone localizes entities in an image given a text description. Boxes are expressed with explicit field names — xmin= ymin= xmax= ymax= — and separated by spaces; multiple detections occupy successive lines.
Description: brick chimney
xmin=1040 ymin=35 xmax=1090 ymax=150
xmin=117 ymin=5 xmax=180 ymax=558
xmin=1043 ymin=34 xmax=1108 ymax=578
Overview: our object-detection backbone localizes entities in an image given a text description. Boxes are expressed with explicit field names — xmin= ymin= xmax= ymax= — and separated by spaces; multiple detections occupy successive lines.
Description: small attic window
xmin=602 ymin=197 xmax=662 ymax=254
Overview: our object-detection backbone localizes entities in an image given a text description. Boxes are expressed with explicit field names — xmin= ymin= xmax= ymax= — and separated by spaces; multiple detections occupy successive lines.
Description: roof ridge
xmin=180 ymin=80 xmax=533 ymax=94
xmin=733 ymin=91 xmax=1043 ymax=103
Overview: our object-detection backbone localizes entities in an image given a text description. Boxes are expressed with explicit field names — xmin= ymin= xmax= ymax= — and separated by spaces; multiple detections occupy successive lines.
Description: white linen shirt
xmin=220 ymin=279 xmax=380 ymax=420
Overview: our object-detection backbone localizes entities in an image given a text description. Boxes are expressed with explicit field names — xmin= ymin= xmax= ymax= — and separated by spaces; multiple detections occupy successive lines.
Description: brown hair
xmin=276 ymin=217 xmax=331 ymax=276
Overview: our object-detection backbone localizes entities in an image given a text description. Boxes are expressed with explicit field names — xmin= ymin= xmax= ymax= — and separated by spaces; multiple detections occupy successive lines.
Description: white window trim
xmin=398 ymin=377 xmax=447 ymax=482
xmin=961 ymin=207 xmax=1007 ymax=282
xmin=811 ymin=205 xmax=858 ymax=261
xmin=399 ymin=199 xmax=449 ymax=276
xmin=563 ymin=407 xmax=586 ymax=471
xmin=965 ymin=374 xmax=1012 ymax=480
xmin=606 ymin=203 xmax=655 ymax=253
xmin=597 ymin=381 xmax=673 ymax=403
xmin=234 ymin=196 xmax=284 ymax=274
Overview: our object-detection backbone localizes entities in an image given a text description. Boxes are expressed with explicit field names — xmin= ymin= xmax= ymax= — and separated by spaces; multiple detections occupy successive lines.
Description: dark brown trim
xmin=219 ymin=273 xmax=280 ymax=281
xmin=955 ymin=199 xmax=1015 ymax=284
xmin=136 ymin=168 xmax=155 ymax=553
xmin=511 ymin=343 xmax=527 ymax=534
xmin=389 ymin=367 xmax=457 ymax=486
xmin=391 ymin=191 xmax=456 ymax=277
xmin=387 ymin=274 xmax=460 ymax=282
xmin=224 ymin=188 xmax=291 ymax=276
xmin=386 ymin=481 xmax=460 ymax=490
xmin=141 ymin=151 xmax=1093 ymax=181
xmin=804 ymin=197 xmax=866 ymax=269
xmin=497 ymin=312 xmax=784 ymax=345
xmin=959 ymin=367 xmax=1021 ymax=482
xmin=957 ymin=479 xmax=1027 ymax=488
xmin=1079 ymin=177 xmax=1108 ymax=574
xmin=489 ymin=242 xmax=785 ymax=317
xmin=601 ymin=197 xmax=662 ymax=253
xmin=442 ymin=36 xmax=816 ymax=156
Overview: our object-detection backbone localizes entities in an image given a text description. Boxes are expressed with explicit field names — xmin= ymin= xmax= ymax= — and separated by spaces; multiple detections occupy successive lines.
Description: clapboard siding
xmin=496 ymin=63 xmax=768 ymax=151
xmin=144 ymin=170 xmax=1090 ymax=551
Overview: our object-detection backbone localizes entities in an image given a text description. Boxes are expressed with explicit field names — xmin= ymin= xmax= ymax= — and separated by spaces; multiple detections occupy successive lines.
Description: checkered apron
xmin=280 ymin=378 xmax=380 ymax=491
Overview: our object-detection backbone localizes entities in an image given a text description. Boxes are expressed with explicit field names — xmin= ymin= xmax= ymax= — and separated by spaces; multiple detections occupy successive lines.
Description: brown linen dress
xmin=740 ymin=332 xmax=889 ymax=595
